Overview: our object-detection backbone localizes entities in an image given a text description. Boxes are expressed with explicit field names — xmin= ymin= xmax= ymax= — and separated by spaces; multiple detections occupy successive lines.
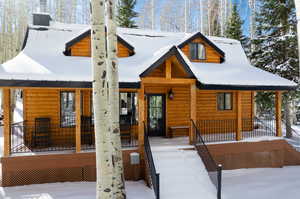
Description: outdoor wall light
xmin=168 ymin=89 xmax=174 ymax=100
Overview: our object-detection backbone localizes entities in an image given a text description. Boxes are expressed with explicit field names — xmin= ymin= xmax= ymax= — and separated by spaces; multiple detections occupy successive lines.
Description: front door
xmin=147 ymin=94 xmax=166 ymax=136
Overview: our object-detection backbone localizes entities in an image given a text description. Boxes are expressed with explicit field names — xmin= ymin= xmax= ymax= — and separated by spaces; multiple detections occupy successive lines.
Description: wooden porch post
xmin=138 ymin=84 xmax=145 ymax=153
xmin=3 ymin=88 xmax=11 ymax=157
xmin=190 ymin=83 xmax=197 ymax=144
xmin=75 ymin=89 xmax=81 ymax=153
xmin=275 ymin=91 xmax=282 ymax=137
xmin=166 ymin=59 xmax=172 ymax=79
xmin=236 ymin=91 xmax=242 ymax=141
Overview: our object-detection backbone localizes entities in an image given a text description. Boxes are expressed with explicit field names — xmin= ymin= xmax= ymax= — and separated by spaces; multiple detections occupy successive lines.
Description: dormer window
xmin=189 ymin=43 xmax=206 ymax=60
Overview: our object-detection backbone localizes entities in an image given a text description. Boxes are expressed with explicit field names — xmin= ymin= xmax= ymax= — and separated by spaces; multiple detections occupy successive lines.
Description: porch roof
xmin=0 ymin=22 xmax=297 ymax=90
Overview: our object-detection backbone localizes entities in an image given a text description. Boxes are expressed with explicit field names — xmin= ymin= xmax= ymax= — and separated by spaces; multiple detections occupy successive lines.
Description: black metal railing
xmin=197 ymin=119 xmax=236 ymax=142
xmin=10 ymin=117 xmax=138 ymax=154
xmin=196 ymin=117 xmax=276 ymax=143
xmin=144 ymin=122 xmax=160 ymax=199
xmin=243 ymin=117 xmax=276 ymax=138
xmin=192 ymin=120 xmax=222 ymax=199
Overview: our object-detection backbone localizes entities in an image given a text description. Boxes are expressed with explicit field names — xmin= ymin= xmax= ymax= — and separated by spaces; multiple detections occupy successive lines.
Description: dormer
xmin=178 ymin=32 xmax=225 ymax=63
xmin=64 ymin=29 xmax=134 ymax=57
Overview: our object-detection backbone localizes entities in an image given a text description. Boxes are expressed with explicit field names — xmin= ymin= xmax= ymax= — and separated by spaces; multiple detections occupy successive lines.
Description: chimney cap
xmin=33 ymin=13 xmax=52 ymax=26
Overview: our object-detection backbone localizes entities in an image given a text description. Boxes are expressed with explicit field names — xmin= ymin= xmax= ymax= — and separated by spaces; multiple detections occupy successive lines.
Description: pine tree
xmin=251 ymin=0 xmax=299 ymax=137
xmin=224 ymin=4 xmax=243 ymax=40
xmin=117 ymin=0 xmax=138 ymax=28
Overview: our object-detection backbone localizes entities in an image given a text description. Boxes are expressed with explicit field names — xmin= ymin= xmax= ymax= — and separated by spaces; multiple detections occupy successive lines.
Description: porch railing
xmin=196 ymin=117 xmax=276 ymax=143
xmin=144 ymin=122 xmax=160 ymax=199
xmin=191 ymin=120 xmax=222 ymax=199
xmin=10 ymin=118 xmax=138 ymax=154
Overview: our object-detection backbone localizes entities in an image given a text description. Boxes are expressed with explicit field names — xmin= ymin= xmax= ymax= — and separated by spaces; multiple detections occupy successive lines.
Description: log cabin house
xmin=0 ymin=14 xmax=297 ymax=186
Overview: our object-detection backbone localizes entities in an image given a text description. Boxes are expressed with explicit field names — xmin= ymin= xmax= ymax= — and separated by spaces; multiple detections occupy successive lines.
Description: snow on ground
xmin=150 ymin=137 xmax=218 ymax=199
xmin=223 ymin=166 xmax=300 ymax=199
xmin=0 ymin=181 xmax=155 ymax=199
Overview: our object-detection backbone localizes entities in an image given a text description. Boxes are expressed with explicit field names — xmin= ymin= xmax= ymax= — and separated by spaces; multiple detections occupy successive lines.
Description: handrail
xmin=191 ymin=119 xmax=222 ymax=199
xmin=254 ymin=116 xmax=276 ymax=134
xmin=144 ymin=122 xmax=160 ymax=199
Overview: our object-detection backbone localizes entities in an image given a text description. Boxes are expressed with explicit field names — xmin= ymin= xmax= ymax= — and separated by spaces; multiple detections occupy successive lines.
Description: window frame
xmin=189 ymin=42 xmax=206 ymax=61
xmin=217 ymin=92 xmax=233 ymax=111
xmin=119 ymin=92 xmax=138 ymax=125
xmin=60 ymin=91 xmax=76 ymax=128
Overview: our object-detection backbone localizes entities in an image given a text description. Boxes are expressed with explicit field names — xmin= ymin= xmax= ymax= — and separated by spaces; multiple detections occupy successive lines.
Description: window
xmin=60 ymin=91 xmax=76 ymax=127
xmin=217 ymin=93 xmax=232 ymax=110
xmin=90 ymin=92 xmax=138 ymax=125
xmin=189 ymin=42 xmax=206 ymax=60
xmin=120 ymin=92 xmax=138 ymax=125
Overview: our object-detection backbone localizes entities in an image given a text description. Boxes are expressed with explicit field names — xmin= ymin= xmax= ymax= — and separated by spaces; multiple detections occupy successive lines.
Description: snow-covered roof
xmin=0 ymin=22 xmax=297 ymax=90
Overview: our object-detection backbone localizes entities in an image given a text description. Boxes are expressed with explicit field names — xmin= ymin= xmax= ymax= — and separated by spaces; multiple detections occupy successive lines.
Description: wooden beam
xmin=190 ymin=83 xmax=197 ymax=144
xmin=166 ymin=59 xmax=172 ymax=79
xmin=75 ymin=89 xmax=81 ymax=153
xmin=275 ymin=91 xmax=282 ymax=137
xmin=236 ymin=91 xmax=242 ymax=141
xmin=138 ymin=84 xmax=145 ymax=153
xmin=142 ymin=77 xmax=196 ymax=85
xmin=3 ymin=88 xmax=11 ymax=157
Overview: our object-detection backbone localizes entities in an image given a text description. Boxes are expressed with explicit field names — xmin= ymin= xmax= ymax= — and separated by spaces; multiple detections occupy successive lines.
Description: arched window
xmin=189 ymin=43 xmax=206 ymax=60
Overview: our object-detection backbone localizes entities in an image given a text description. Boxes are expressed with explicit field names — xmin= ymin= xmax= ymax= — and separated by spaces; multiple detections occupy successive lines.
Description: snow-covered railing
xmin=144 ymin=122 xmax=160 ymax=199
xmin=191 ymin=120 xmax=222 ymax=199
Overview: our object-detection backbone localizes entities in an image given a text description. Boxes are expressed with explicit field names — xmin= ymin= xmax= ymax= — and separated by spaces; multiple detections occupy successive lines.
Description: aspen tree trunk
xmin=295 ymin=0 xmax=300 ymax=77
xmin=106 ymin=0 xmax=126 ymax=198
xmin=91 ymin=1 xmax=113 ymax=198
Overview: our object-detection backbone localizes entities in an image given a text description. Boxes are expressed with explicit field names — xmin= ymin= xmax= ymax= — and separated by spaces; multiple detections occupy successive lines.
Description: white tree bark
xmin=106 ymin=0 xmax=126 ymax=198
xmin=91 ymin=0 xmax=113 ymax=198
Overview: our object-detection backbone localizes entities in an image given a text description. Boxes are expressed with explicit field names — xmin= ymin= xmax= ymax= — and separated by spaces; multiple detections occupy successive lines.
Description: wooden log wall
xmin=196 ymin=90 xmax=253 ymax=134
xmin=69 ymin=36 xmax=131 ymax=57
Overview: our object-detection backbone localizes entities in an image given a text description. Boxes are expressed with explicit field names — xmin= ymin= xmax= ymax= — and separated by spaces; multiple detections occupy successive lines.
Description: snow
xmin=0 ymin=23 xmax=296 ymax=88
xmin=150 ymin=137 xmax=218 ymax=199
xmin=223 ymin=166 xmax=300 ymax=199
xmin=0 ymin=181 xmax=155 ymax=199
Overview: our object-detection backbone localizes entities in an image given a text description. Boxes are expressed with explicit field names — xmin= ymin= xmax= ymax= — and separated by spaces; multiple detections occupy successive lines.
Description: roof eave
xmin=0 ymin=79 xmax=140 ymax=89
xmin=197 ymin=82 xmax=298 ymax=91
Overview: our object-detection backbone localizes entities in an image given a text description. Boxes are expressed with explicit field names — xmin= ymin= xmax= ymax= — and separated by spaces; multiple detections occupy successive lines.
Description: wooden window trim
xmin=189 ymin=42 xmax=206 ymax=61
xmin=217 ymin=92 xmax=233 ymax=111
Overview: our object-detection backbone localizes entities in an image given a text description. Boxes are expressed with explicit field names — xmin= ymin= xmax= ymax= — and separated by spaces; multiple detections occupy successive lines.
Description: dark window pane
xmin=217 ymin=93 xmax=225 ymax=110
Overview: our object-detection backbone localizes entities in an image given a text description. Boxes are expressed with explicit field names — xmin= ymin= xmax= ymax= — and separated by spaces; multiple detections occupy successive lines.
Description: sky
xmin=134 ymin=0 xmax=251 ymax=36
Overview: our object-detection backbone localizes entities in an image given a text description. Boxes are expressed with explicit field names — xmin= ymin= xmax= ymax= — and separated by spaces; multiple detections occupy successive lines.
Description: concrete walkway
xmin=150 ymin=137 xmax=218 ymax=199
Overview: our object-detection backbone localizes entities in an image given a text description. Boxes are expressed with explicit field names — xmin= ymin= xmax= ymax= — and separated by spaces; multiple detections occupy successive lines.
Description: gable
xmin=178 ymin=32 xmax=225 ymax=63
xmin=141 ymin=46 xmax=195 ymax=79
xmin=65 ymin=30 xmax=134 ymax=57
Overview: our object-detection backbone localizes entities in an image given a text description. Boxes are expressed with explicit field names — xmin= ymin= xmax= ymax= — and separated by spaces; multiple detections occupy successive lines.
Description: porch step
xmin=149 ymin=137 xmax=217 ymax=199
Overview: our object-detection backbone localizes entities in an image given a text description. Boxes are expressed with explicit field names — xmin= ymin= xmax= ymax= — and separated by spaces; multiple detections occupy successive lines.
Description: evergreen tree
xmin=117 ymin=0 xmax=138 ymax=28
xmin=225 ymin=4 xmax=243 ymax=40
xmin=251 ymin=0 xmax=298 ymax=83
xmin=251 ymin=0 xmax=299 ymax=136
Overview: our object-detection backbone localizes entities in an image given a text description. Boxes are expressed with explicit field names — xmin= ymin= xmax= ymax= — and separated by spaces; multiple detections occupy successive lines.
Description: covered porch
xmin=2 ymin=87 xmax=139 ymax=156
